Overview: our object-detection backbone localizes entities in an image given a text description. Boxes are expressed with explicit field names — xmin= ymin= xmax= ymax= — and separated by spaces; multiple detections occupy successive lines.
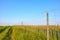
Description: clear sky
xmin=0 ymin=0 xmax=60 ymax=25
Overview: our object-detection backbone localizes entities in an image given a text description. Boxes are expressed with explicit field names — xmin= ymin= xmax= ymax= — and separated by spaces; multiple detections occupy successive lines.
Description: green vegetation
xmin=0 ymin=25 xmax=60 ymax=40
xmin=0 ymin=26 xmax=12 ymax=40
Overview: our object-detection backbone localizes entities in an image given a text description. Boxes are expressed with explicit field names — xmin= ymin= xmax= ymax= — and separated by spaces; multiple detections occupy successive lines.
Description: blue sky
xmin=0 ymin=0 xmax=60 ymax=25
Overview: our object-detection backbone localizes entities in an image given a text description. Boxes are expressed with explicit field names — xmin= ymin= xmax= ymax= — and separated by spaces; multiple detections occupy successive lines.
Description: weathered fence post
xmin=46 ymin=12 xmax=49 ymax=40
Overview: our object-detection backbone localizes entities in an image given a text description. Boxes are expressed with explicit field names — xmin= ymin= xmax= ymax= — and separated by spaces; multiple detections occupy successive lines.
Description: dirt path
xmin=11 ymin=27 xmax=15 ymax=40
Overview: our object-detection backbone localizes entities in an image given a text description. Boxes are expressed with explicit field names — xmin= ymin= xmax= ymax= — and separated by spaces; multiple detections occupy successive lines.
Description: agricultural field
xmin=0 ymin=25 xmax=60 ymax=40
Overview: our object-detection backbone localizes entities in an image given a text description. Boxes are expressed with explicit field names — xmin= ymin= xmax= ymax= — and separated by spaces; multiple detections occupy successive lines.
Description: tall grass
xmin=0 ymin=25 xmax=60 ymax=40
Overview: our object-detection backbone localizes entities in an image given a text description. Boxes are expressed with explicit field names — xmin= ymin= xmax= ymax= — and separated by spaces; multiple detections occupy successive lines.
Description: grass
xmin=0 ymin=25 xmax=60 ymax=40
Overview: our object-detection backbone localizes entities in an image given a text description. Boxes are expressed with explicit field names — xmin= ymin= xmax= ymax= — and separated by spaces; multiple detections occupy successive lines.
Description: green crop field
xmin=0 ymin=25 xmax=60 ymax=40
